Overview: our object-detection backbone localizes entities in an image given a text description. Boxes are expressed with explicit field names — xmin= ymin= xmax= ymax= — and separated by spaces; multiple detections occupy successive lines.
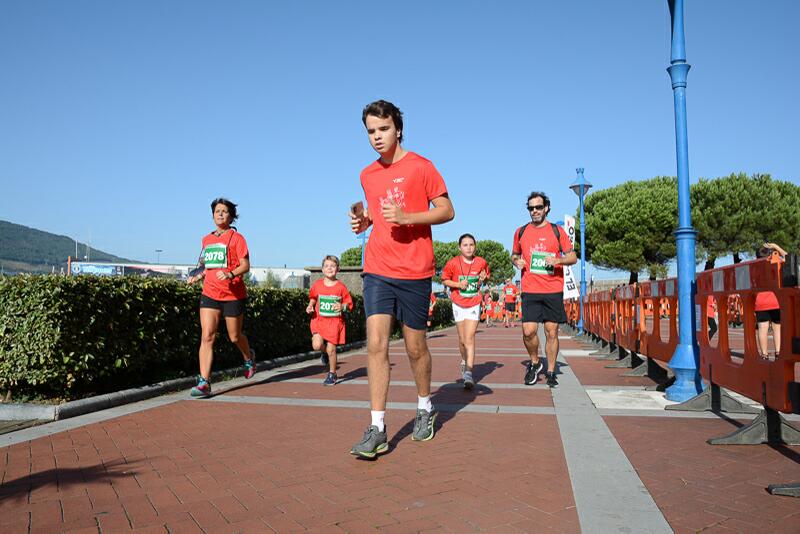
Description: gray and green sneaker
xmin=350 ymin=425 xmax=388 ymax=459
xmin=411 ymin=409 xmax=437 ymax=441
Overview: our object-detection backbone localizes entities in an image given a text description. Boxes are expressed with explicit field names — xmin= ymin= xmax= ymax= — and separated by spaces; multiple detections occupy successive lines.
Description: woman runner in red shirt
xmin=441 ymin=234 xmax=490 ymax=389
xmin=187 ymin=198 xmax=256 ymax=397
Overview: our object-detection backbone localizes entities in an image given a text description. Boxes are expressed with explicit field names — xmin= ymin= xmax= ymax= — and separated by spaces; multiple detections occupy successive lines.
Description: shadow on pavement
xmin=0 ymin=460 xmax=137 ymax=503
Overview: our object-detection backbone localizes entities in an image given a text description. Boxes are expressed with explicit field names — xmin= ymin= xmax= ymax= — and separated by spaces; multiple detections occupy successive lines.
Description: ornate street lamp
xmin=569 ymin=168 xmax=592 ymax=334
xmin=665 ymin=0 xmax=704 ymax=401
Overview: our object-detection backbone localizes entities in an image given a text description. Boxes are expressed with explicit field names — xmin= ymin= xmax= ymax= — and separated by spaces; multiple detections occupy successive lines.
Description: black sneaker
xmin=545 ymin=371 xmax=558 ymax=388
xmin=350 ymin=425 xmax=388 ymax=459
xmin=320 ymin=351 xmax=329 ymax=366
xmin=323 ymin=372 xmax=337 ymax=386
xmin=524 ymin=360 xmax=544 ymax=385
xmin=463 ymin=371 xmax=474 ymax=390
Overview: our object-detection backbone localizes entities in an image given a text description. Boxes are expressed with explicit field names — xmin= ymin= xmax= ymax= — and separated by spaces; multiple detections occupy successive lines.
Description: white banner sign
xmin=562 ymin=215 xmax=580 ymax=299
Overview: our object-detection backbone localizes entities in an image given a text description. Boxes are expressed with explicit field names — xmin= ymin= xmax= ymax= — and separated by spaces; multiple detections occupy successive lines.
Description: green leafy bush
xmin=0 ymin=276 xmax=452 ymax=400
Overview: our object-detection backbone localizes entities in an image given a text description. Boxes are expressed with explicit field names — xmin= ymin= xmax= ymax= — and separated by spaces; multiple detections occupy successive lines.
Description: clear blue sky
xmin=1 ymin=1 xmax=797 ymax=275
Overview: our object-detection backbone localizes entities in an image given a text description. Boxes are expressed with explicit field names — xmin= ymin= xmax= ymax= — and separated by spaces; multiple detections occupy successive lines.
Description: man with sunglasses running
xmin=512 ymin=192 xmax=577 ymax=387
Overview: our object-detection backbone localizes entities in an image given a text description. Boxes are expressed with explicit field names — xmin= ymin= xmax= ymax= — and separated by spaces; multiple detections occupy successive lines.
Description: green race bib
xmin=203 ymin=243 xmax=228 ymax=269
xmin=318 ymin=295 xmax=342 ymax=317
xmin=529 ymin=250 xmax=555 ymax=275
xmin=458 ymin=275 xmax=480 ymax=297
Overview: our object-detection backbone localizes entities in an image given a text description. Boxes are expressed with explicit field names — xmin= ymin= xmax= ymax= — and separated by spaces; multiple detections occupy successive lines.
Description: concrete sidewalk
xmin=1 ymin=325 xmax=799 ymax=533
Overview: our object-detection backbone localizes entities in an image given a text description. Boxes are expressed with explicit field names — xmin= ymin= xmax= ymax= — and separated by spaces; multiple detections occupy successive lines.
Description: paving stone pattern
xmin=1 ymin=325 xmax=798 ymax=533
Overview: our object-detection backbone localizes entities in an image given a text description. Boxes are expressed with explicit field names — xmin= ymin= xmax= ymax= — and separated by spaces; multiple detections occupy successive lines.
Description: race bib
xmin=203 ymin=243 xmax=228 ymax=269
xmin=529 ymin=250 xmax=556 ymax=275
xmin=459 ymin=275 xmax=480 ymax=297
xmin=505 ymin=287 xmax=514 ymax=295
xmin=318 ymin=295 xmax=342 ymax=317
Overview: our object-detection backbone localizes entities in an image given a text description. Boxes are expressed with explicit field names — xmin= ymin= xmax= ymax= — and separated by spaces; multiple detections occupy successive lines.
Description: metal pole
xmin=665 ymin=0 xmax=704 ymax=401
xmin=578 ymin=181 xmax=587 ymax=333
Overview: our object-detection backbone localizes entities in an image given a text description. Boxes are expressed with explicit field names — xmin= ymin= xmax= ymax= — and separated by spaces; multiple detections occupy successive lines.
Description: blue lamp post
xmin=665 ymin=0 xmax=704 ymax=401
xmin=569 ymin=168 xmax=592 ymax=334
xmin=357 ymin=230 xmax=370 ymax=268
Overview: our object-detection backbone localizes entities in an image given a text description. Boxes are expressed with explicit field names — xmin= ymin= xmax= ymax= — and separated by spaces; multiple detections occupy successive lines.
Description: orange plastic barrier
xmin=613 ymin=284 xmax=642 ymax=353
xmin=697 ymin=257 xmax=799 ymax=413
xmin=637 ymin=279 xmax=679 ymax=363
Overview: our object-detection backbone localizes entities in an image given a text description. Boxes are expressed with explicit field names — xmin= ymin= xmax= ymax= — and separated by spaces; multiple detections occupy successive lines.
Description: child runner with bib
xmin=441 ymin=233 xmax=490 ymax=389
xmin=187 ymin=198 xmax=256 ymax=398
xmin=307 ymin=255 xmax=353 ymax=386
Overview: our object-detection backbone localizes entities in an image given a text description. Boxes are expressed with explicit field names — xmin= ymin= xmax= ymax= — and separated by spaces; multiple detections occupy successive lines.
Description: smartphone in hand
xmin=351 ymin=201 xmax=364 ymax=218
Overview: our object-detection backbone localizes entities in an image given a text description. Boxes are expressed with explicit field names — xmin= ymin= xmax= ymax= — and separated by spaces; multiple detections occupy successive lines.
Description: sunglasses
xmin=527 ymin=204 xmax=546 ymax=212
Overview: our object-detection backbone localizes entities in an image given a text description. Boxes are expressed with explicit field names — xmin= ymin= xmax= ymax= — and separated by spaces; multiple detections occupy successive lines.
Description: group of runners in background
xmin=185 ymin=98 xmax=582 ymax=459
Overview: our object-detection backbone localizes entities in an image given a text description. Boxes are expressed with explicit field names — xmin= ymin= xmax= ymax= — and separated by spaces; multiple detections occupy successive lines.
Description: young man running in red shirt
xmin=349 ymin=100 xmax=454 ymax=459
xmin=512 ymin=192 xmax=577 ymax=387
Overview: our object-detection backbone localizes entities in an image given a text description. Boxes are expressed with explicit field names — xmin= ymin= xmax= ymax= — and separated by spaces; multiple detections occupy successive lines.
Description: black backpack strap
xmin=516 ymin=223 xmax=530 ymax=250
xmin=550 ymin=223 xmax=563 ymax=255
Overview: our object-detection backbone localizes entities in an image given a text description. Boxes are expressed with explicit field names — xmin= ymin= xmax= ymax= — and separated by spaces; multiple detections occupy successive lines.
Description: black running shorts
xmin=200 ymin=295 xmax=247 ymax=317
xmin=521 ymin=292 xmax=567 ymax=324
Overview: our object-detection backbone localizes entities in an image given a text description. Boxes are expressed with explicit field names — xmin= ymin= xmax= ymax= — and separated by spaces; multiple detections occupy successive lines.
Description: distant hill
xmin=0 ymin=220 xmax=136 ymax=273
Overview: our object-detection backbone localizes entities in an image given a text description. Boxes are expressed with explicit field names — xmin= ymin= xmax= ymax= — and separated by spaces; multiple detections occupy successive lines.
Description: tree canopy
xmin=692 ymin=173 xmax=800 ymax=266
xmin=578 ymin=176 xmax=678 ymax=282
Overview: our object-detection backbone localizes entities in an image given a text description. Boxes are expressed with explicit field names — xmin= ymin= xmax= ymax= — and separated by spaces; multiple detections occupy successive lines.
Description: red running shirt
xmin=512 ymin=223 xmax=573 ymax=294
xmin=428 ymin=293 xmax=436 ymax=317
xmin=755 ymin=292 xmax=779 ymax=312
xmin=502 ymin=283 xmax=518 ymax=303
xmin=442 ymin=256 xmax=490 ymax=308
xmin=360 ymin=152 xmax=448 ymax=280
xmin=309 ymin=279 xmax=353 ymax=345
xmin=201 ymin=230 xmax=249 ymax=301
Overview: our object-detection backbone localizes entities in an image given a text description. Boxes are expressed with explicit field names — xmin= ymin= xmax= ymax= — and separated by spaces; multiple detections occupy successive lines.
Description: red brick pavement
xmin=3 ymin=324 xmax=799 ymax=533
xmin=605 ymin=416 xmax=800 ymax=534
xmin=1 ymin=402 xmax=577 ymax=533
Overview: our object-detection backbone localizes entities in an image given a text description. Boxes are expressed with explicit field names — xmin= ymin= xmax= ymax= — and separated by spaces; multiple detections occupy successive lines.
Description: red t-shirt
xmin=360 ymin=152 xmax=448 ymax=280
xmin=502 ymin=283 xmax=518 ymax=303
xmin=201 ymin=230 xmax=249 ymax=301
xmin=512 ymin=223 xmax=573 ymax=294
xmin=755 ymin=292 xmax=779 ymax=312
xmin=428 ymin=292 xmax=436 ymax=317
xmin=442 ymin=256 xmax=490 ymax=308
xmin=309 ymin=279 xmax=353 ymax=345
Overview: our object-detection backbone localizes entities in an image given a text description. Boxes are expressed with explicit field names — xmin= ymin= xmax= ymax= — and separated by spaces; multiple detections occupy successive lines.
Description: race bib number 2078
xmin=203 ymin=243 xmax=228 ymax=269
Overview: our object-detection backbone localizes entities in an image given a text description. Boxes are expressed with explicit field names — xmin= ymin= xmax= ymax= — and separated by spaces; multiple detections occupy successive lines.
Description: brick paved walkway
xmin=2 ymin=325 xmax=799 ymax=533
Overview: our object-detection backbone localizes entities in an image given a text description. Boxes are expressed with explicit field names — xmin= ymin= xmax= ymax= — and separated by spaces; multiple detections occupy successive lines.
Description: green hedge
xmin=0 ymin=276 xmax=452 ymax=400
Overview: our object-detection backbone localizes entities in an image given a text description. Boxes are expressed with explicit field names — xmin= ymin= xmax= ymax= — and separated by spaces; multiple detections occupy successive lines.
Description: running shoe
xmin=463 ymin=371 xmax=474 ymax=390
xmin=524 ymin=360 xmax=544 ymax=386
xmin=411 ymin=409 xmax=437 ymax=441
xmin=190 ymin=377 xmax=211 ymax=397
xmin=545 ymin=371 xmax=558 ymax=388
xmin=320 ymin=351 xmax=329 ymax=366
xmin=244 ymin=349 xmax=256 ymax=379
xmin=460 ymin=359 xmax=466 ymax=374
xmin=323 ymin=372 xmax=337 ymax=386
xmin=350 ymin=425 xmax=388 ymax=459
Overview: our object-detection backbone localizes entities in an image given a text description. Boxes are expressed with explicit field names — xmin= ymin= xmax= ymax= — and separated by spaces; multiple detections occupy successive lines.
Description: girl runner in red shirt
xmin=441 ymin=233 xmax=490 ymax=389
xmin=187 ymin=198 xmax=256 ymax=397
xmin=307 ymin=255 xmax=353 ymax=386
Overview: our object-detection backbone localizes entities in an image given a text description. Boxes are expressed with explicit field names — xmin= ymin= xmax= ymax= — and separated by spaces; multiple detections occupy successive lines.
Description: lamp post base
xmin=666 ymin=343 xmax=704 ymax=401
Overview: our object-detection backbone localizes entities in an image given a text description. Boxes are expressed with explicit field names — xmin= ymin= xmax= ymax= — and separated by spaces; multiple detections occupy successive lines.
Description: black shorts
xmin=199 ymin=295 xmax=247 ymax=317
xmin=755 ymin=309 xmax=780 ymax=324
xmin=362 ymin=273 xmax=431 ymax=331
xmin=521 ymin=292 xmax=567 ymax=324
xmin=505 ymin=302 xmax=516 ymax=312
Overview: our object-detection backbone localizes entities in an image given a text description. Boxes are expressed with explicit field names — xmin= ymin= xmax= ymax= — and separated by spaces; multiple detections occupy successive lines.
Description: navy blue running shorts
xmin=362 ymin=273 xmax=432 ymax=331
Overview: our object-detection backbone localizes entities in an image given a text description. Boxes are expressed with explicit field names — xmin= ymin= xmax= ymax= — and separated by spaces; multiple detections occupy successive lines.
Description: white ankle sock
xmin=371 ymin=411 xmax=385 ymax=431
xmin=418 ymin=395 xmax=432 ymax=412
